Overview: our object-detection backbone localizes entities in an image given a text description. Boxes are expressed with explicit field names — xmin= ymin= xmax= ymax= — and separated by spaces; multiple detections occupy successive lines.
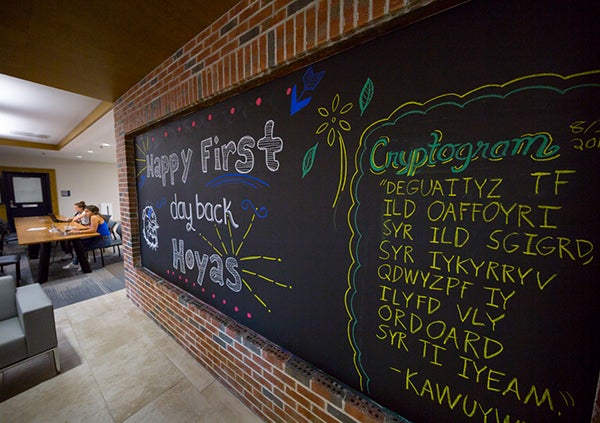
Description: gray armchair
xmin=0 ymin=275 xmax=60 ymax=375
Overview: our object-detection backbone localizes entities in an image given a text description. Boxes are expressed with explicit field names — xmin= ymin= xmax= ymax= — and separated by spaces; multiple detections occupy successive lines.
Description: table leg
xmin=28 ymin=244 xmax=40 ymax=259
xmin=38 ymin=242 xmax=51 ymax=283
xmin=72 ymin=239 xmax=92 ymax=273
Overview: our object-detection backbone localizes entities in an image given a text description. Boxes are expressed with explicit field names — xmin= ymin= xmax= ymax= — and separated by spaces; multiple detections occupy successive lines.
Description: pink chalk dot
xmin=222 ymin=299 xmax=227 ymax=304
xmin=246 ymin=313 xmax=252 ymax=319
xmin=212 ymin=294 xmax=216 ymax=299
xmin=256 ymin=97 xmax=262 ymax=106
xmin=185 ymin=278 xmax=188 ymax=283
xmin=164 ymin=131 xmax=168 ymax=137
xmin=230 ymin=107 xmax=235 ymax=114
xmin=234 ymin=306 xmax=239 ymax=312
xmin=192 ymin=121 xmax=196 ymax=127
xmin=208 ymin=114 xmax=212 ymax=121
xmin=202 ymin=288 xmax=205 ymax=293
xmin=193 ymin=283 xmax=196 ymax=287
xmin=151 ymin=136 xmax=155 ymax=142
xmin=178 ymin=127 xmax=181 ymax=132
xmin=286 ymin=87 xmax=292 ymax=95
xmin=178 ymin=275 xmax=182 ymax=280
xmin=166 ymin=269 xmax=170 ymax=274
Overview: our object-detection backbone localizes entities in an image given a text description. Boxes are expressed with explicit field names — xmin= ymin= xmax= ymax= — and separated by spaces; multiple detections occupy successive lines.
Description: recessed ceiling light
xmin=76 ymin=155 xmax=83 ymax=159
xmin=101 ymin=143 xmax=110 ymax=147
xmin=87 ymin=150 xmax=94 ymax=153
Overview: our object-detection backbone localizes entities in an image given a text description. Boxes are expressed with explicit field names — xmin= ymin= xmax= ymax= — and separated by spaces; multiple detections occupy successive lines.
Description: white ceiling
xmin=0 ymin=73 xmax=116 ymax=163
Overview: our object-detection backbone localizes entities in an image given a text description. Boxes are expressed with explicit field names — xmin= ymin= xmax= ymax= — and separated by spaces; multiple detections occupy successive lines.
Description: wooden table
xmin=14 ymin=216 xmax=99 ymax=283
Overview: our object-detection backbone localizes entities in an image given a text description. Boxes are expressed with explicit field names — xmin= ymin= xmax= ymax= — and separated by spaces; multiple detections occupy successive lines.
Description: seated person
xmin=61 ymin=201 xmax=89 ymax=258
xmin=63 ymin=205 xmax=112 ymax=270
xmin=69 ymin=201 xmax=90 ymax=226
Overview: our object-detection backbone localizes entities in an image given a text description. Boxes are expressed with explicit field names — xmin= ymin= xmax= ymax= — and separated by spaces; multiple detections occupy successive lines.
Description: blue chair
xmin=91 ymin=221 xmax=122 ymax=267
xmin=0 ymin=218 xmax=18 ymax=244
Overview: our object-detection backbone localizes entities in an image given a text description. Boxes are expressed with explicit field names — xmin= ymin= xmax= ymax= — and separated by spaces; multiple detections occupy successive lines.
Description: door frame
xmin=0 ymin=166 xmax=58 ymax=227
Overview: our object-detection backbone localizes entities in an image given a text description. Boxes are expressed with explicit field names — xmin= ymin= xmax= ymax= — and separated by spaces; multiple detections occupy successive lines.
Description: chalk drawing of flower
xmin=309 ymin=93 xmax=353 ymax=208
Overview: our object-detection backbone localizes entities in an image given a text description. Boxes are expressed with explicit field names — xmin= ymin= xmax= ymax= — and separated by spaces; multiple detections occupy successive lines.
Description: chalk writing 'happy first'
xmin=146 ymin=120 xmax=283 ymax=186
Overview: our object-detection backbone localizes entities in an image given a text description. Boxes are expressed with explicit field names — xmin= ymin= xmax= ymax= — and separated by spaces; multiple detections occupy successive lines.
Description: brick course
xmin=114 ymin=0 xmax=448 ymax=421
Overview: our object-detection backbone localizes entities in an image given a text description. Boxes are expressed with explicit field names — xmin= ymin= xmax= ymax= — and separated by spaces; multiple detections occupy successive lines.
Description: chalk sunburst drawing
xmin=135 ymin=135 xmax=151 ymax=179
xmin=198 ymin=200 xmax=292 ymax=313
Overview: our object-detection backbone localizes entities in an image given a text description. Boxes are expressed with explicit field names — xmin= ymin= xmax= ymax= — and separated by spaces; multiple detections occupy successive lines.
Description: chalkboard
xmin=134 ymin=0 xmax=600 ymax=421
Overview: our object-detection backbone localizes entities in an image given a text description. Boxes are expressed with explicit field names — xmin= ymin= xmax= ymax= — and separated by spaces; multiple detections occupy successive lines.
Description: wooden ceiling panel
xmin=0 ymin=0 xmax=240 ymax=101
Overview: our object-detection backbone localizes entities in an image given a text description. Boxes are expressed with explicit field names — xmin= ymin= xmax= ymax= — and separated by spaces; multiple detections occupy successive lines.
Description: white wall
xmin=0 ymin=154 xmax=120 ymax=221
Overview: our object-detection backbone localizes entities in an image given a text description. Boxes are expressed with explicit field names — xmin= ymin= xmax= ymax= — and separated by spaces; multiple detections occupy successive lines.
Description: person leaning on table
xmin=69 ymin=200 xmax=90 ymax=226
xmin=61 ymin=200 xmax=89 ymax=259
xmin=63 ymin=205 xmax=112 ymax=270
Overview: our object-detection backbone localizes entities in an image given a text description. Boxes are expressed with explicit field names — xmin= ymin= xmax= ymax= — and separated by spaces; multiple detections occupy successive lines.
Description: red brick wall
xmin=113 ymin=1 xmax=454 ymax=421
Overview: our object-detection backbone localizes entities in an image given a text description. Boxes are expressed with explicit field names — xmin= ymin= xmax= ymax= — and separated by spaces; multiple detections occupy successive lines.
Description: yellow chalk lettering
xmin=442 ymin=326 xmax=459 ymax=350
xmin=435 ymin=384 xmax=462 ymax=409
xmin=405 ymin=368 xmax=419 ymax=393
xmin=523 ymin=385 xmax=555 ymax=411
xmin=487 ymin=230 xmax=594 ymax=265
xmin=486 ymin=369 xmax=506 ymax=392
xmin=483 ymin=337 xmax=504 ymax=359
xmin=502 ymin=377 xmax=521 ymax=400
xmin=462 ymin=395 xmax=477 ymax=417
xmin=420 ymin=378 xmax=434 ymax=400
xmin=463 ymin=330 xmax=481 ymax=358
xmin=419 ymin=339 xmax=445 ymax=366
xmin=426 ymin=320 xmax=446 ymax=340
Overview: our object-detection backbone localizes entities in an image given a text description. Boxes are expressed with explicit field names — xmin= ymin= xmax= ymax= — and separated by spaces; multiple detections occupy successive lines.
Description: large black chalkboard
xmin=134 ymin=0 xmax=600 ymax=421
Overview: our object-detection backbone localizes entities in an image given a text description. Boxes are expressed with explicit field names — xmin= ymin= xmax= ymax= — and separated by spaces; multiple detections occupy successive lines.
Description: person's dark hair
xmin=74 ymin=201 xmax=86 ymax=208
xmin=85 ymin=205 xmax=100 ymax=215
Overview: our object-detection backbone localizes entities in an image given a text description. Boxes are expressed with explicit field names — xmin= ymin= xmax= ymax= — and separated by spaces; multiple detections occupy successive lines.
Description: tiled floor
xmin=0 ymin=289 xmax=263 ymax=422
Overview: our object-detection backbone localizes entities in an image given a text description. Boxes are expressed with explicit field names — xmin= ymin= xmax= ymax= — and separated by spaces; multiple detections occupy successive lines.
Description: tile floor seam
xmin=83 ymin=362 xmax=117 ymax=423
xmin=116 ymin=364 xmax=186 ymax=422
xmin=204 ymin=378 xmax=221 ymax=394
xmin=87 ymin=331 xmax=186 ymax=422
xmin=62 ymin=309 xmax=119 ymax=421
xmin=80 ymin=336 xmax=121 ymax=423
xmin=65 ymin=315 xmax=113 ymax=420
xmin=64 ymin=311 xmax=94 ymax=365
